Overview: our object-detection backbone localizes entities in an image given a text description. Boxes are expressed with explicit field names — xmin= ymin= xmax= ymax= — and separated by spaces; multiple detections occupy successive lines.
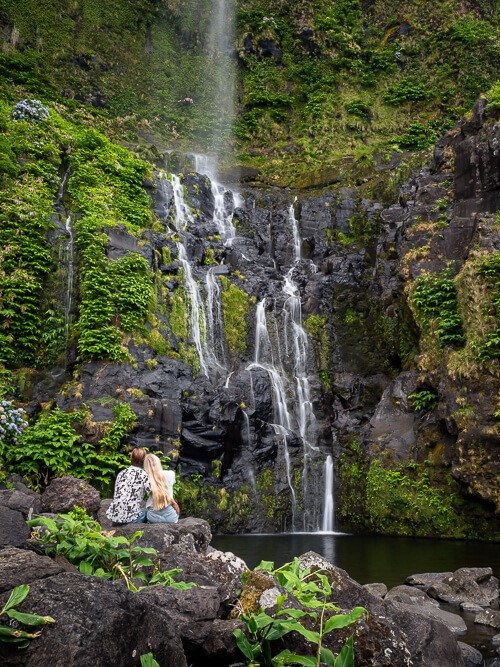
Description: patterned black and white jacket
xmin=106 ymin=466 xmax=151 ymax=524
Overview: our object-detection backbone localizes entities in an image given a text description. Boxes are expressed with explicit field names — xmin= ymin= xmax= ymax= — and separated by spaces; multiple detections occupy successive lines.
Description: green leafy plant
xmin=412 ymin=270 xmax=465 ymax=348
xmin=474 ymin=253 xmax=500 ymax=361
xmin=140 ymin=654 xmax=160 ymax=667
xmin=0 ymin=584 xmax=55 ymax=648
xmin=408 ymin=389 xmax=439 ymax=414
xmin=27 ymin=508 xmax=197 ymax=591
xmin=233 ymin=559 xmax=364 ymax=667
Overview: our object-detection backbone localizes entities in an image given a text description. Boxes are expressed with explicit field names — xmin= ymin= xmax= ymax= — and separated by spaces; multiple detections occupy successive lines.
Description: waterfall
xmin=321 ymin=456 xmax=335 ymax=532
xmin=194 ymin=153 xmax=237 ymax=243
xmin=274 ymin=424 xmax=297 ymax=530
xmin=254 ymin=299 xmax=273 ymax=365
xmin=203 ymin=0 xmax=236 ymax=155
xmin=64 ymin=214 xmax=74 ymax=342
xmin=54 ymin=167 xmax=73 ymax=346
xmin=169 ymin=175 xmax=210 ymax=377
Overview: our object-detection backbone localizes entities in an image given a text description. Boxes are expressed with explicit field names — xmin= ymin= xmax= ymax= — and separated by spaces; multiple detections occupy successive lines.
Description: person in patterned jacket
xmin=106 ymin=447 xmax=151 ymax=525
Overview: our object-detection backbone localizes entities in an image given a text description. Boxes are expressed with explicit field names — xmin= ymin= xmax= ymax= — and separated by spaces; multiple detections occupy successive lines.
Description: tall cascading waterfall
xmin=53 ymin=166 xmax=74 ymax=349
xmin=202 ymin=0 xmax=236 ymax=158
xmin=158 ymin=0 xmax=337 ymax=533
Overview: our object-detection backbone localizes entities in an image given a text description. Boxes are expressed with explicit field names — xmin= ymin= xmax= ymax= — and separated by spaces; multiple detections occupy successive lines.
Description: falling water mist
xmin=202 ymin=0 xmax=237 ymax=163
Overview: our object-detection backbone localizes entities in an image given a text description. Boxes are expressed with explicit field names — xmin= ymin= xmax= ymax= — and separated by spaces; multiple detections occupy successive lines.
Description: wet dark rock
xmin=0 ymin=489 xmax=41 ymax=518
xmin=0 ymin=506 xmax=30 ymax=548
xmin=475 ymin=609 xmax=500 ymax=630
xmin=0 ymin=547 xmax=64 ymax=593
xmin=426 ymin=568 xmax=499 ymax=607
xmin=363 ymin=582 xmax=387 ymax=597
xmin=160 ymin=544 xmax=247 ymax=608
xmin=405 ymin=572 xmax=454 ymax=589
xmin=293 ymin=552 xmax=466 ymax=667
xmin=112 ymin=518 xmax=212 ymax=555
xmin=41 ymin=476 xmax=101 ymax=517
xmin=458 ymin=642 xmax=484 ymax=666
xmin=385 ymin=584 xmax=439 ymax=608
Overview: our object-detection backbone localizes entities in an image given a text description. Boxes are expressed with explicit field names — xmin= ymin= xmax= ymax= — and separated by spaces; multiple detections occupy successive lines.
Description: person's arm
xmin=170 ymin=498 xmax=180 ymax=515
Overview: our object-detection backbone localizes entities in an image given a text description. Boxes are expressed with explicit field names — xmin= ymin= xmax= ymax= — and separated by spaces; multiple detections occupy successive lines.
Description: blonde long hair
xmin=144 ymin=453 xmax=172 ymax=510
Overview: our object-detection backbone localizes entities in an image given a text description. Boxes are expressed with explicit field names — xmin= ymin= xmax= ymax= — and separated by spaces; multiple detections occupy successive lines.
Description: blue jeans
xmin=131 ymin=508 xmax=147 ymax=523
xmin=146 ymin=505 xmax=178 ymax=523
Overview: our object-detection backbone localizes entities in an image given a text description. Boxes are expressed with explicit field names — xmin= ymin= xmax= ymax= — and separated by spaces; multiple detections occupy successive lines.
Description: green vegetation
xmin=304 ymin=314 xmax=332 ymax=390
xmin=233 ymin=558 xmax=364 ymax=667
xmin=220 ymin=276 xmax=251 ymax=358
xmin=337 ymin=449 xmax=497 ymax=540
xmin=236 ymin=1 xmax=500 ymax=184
xmin=411 ymin=269 xmax=465 ymax=348
xmin=0 ymin=403 xmax=134 ymax=494
xmin=408 ymin=388 xmax=439 ymax=414
xmin=0 ymin=99 xmax=155 ymax=367
xmin=0 ymin=584 xmax=55 ymax=648
xmin=475 ymin=253 xmax=500 ymax=362
xmin=175 ymin=473 xmax=253 ymax=533
xmin=28 ymin=507 xmax=196 ymax=591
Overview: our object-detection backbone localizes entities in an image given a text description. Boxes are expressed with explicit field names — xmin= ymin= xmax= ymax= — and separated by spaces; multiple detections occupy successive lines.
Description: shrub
xmin=486 ymin=81 xmax=500 ymax=112
xmin=384 ymin=79 xmax=429 ymax=106
xmin=412 ymin=270 xmax=465 ymax=348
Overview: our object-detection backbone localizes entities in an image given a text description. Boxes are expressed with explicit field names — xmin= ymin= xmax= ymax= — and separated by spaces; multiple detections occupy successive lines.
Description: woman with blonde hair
xmin=144 ymin=453 xmax=180 ymax=523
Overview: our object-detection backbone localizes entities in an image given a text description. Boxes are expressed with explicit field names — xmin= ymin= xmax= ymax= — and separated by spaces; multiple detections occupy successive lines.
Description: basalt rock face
xmin=30 ymin=105 xmax=500 ymax=537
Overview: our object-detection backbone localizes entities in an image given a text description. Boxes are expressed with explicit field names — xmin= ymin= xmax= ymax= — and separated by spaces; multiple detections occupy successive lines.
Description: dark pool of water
xmin=212 ymin=532 xmax=500 ymax=664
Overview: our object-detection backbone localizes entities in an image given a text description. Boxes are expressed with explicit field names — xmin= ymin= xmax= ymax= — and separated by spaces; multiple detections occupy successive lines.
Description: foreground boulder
xmin=0 ymin=572 xmax=187 ymax=667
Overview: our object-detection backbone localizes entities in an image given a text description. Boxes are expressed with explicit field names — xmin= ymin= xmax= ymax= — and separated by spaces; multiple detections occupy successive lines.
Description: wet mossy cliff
xmin=0 ymin=0 xmax=499 ymax=538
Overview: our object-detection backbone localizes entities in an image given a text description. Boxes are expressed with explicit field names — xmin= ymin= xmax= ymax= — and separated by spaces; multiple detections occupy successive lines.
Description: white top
xmin=145 ymin=469 xmax=176 ymax=508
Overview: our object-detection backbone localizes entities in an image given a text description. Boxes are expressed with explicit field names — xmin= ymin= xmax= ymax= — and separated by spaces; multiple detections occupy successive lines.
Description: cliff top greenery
xmin=0 ymin=0 xmax=498 ymax=185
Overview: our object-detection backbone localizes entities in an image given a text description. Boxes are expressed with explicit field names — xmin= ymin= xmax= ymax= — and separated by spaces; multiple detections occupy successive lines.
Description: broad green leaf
xmin=129 ymin=531 xmax=144 ymax=543
xmin=134 ymin=557 xmax=155 ymax=567
xmin=289 ymin=625 xmax=320 ymax=644
xmin=252 ymin=613 xmax=275 ymax=630
xmin=255 ymin=560 xmax=275 ymax=572
xmin=2 ymin=584 xmax=29 ymax=613
xmin=276 ymin=594 xmax=287 ymax=613
xmin=272 ymin=650 xmax=316 ymax=667
xmin=324 ymin=607 xmax=364 ymax=634
xmin=27 ymin=517 xmax=57 ymax=532
xmin=0 ymin=625 xmax=41 ymax=639
xmin=79 ymin=561 xmax=94 ymax=575
xmin=233 ymin=628 xmax=256 ymax=661
xmin=319 ymin=646 xmax=335 ymax=667
xmin=6 ymin=609 xmax=56 ymax=626
xmin=140 ymin=652 xmax=160 ymax=667
xmin=170 ymin=582 xmax=197 ymax=590
xmin=334 ymin=636 xmax=354 ymax=667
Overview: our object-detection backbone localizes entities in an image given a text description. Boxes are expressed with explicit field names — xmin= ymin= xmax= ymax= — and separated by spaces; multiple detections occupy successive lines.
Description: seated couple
xmin=106 ymin=447 xmax=180 ymax=526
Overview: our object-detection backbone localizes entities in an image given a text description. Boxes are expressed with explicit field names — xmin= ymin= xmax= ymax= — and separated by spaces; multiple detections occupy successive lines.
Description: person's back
xmin=144 ymin=453 xmax=179 ymax=523
xmin=146 ymin=467 xmax=175 ymax=508
xmin=106 ymin=448 xmax=151 ymax=525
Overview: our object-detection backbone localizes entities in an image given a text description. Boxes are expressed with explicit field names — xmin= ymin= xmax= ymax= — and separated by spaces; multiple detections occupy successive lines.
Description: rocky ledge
xmin=0 ymin=474 xmax=498 ymax=666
